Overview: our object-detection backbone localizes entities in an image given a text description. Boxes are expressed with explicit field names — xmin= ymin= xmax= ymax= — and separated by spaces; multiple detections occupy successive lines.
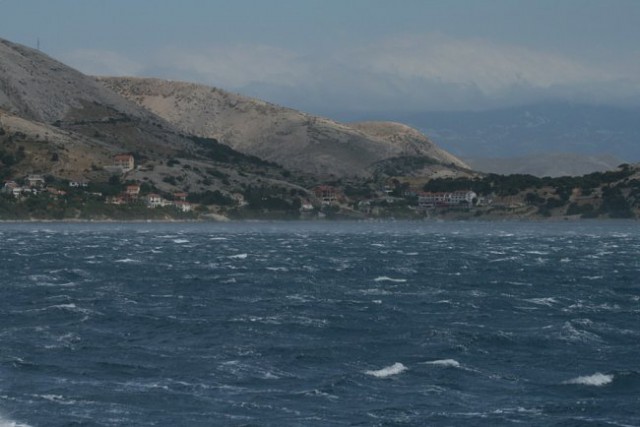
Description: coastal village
xmin=3 ymin=148 xmax=639 ymax=220
xmin=2 ymin=152 xmax=488 ymax=220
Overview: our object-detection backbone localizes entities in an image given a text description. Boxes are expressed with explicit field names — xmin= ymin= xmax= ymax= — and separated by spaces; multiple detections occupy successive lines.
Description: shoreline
xmin=0 ymin=216 xmax=637 ymax=224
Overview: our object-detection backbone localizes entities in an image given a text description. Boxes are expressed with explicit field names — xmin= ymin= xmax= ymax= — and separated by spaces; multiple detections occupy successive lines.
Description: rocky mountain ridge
xmin=99 ymin=77 xmax=469 ymax=177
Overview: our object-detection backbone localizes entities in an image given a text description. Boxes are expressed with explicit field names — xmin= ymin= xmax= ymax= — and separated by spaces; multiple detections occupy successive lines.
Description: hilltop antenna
xmin=37 ymin=37 xmax=40 ymax=51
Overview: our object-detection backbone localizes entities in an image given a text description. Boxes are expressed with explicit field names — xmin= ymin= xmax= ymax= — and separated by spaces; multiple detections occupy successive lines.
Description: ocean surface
xmin=0 ymin=221 xmax=639 ymax=426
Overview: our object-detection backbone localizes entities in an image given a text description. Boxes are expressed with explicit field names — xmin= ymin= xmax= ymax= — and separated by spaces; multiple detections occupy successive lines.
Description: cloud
xmin=62 ymin=49 xmax=145 ymax=77
xmin=151 ymin=44 xmax=311 ymax=89
xmin=327 ymin=33 xmax=640 ymax=110
xmin=352 ymin=33 xmax=612 ymax=91
xmin=62 ymin=34 xmax=640 ymax=112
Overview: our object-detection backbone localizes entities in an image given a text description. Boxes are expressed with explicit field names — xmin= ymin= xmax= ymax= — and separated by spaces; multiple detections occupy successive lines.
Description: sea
xmin=0 ymin=221 xmax=638 ymax=427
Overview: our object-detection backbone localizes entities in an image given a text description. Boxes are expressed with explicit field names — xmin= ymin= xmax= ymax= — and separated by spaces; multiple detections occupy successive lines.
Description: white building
xmin=418 ymin=190 xmax=477 ymax=208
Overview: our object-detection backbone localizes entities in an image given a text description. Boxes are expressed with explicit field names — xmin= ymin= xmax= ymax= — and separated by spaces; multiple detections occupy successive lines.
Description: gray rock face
xmin=100 ymin=77 xmax=468 ymax=177
xmin=0 ymin=38 xmax=150 ymax=123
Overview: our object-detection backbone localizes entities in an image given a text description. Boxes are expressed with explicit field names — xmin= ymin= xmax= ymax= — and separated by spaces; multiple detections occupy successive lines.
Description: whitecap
xmin=374 ymin=276 xmax=407 ymax=283
xmin=38 ymin=394 xmax=77 ymax=405
xmin=302 ymin=389 xmax=339 ymax=400
xmin=358 ymin=288 xmax=392 ymax=296
xmin=559 ymin=321 xmax=602 ymax=343
xmin=0 ymin=415 xmax=31 ymax=427
xmin=266 ymin=267 xmax=288 ymax=272
xmin=115 ymin=258 xmax=140 ymax=263
xmin=563 ymin=372 xmax=613 ymax=386
xmin=422 ymin=359 xmax=461 ymax=368
xmin=365 ymin=362 xmax=407 ymax=378
xmin=228 ymin=253 xmax=248 ymax=259
xmin=172 ymin=239 xmax=189 ymax=244
xmin=489 ymin=256 xmax=519 ymax=263
xmin=526 ymin=297 xmax=558 ymax=306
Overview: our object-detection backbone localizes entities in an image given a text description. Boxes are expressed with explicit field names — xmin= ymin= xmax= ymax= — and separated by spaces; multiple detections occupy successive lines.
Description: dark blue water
xmin=1 ymin=221 xmax=639 ymax=426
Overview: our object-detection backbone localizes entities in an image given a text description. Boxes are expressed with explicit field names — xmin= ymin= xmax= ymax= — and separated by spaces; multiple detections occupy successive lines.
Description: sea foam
xmin=564 ymin=372 xmax=613 ymax=386
xmin=0 ymin=416 xmax=31 ymax=427
xmin=365 ymin=362 xmax=407 ymax=378
xmin=423 ymin=359 xmax=461 ymax=368
xmin=374 ymin=276 xmax=407 ymax=283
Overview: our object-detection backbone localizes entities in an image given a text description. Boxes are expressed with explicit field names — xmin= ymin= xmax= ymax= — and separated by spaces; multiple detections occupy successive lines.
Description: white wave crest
xmin=374 ymin=276 xmax=407 ymax=283
xmin=564 ymin=372 xmax=613 ymax=386
xmin=266 ymin=267 xmax=288 ymax=272
xmin=365 ymin=362 xmax=407 ymax=378
xmin=423 ymin=359 xmax=461 ymax=368
xmin=228 ymin=253 xmax=248 ymax=259
xmin=526 ymin=297 xmax=558 ymax=306
xmin=0 ymin=415 xmax=31 ymax=427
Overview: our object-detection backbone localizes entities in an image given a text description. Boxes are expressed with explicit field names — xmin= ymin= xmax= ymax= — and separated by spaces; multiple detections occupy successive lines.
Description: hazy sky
xmin=2 ymin=0 xmax=639 ymax=115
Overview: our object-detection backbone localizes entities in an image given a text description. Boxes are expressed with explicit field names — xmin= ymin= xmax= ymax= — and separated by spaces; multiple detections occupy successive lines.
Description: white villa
xmin=418 ymin=190 xmax=477 ymax=208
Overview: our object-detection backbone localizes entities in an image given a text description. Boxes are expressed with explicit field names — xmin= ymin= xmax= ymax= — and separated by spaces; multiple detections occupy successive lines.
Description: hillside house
xmin=174 ymin=201 xmax=193 ymax=212
xmin=418 ymin=190 xmax=477 ymax=208
xmin=125 ymin=184 xmax=141 ymax=201
xmin=107 ymin=195 xmax=126 ymax=205
xmin=173 ymin=192 xmax=188 ymax=202
xmin=313 ymin=185 xmax=340 ymax=206
xmin=26 ymin=175 xmax=45 ymax=188
xmin=231 ymin=193 xmax=246 ymax=206
xmin=3 ymin=181 xmax=23 ymax=198
xmin=145 ymin=193 xmax=165 ymax=208
xmin=113 ymin=154 xmax=134 ymax=172
xmin=300 ymin=200 xmax=315 ymax=212
xmin=47 ymin=187 xmax=66 ymax=197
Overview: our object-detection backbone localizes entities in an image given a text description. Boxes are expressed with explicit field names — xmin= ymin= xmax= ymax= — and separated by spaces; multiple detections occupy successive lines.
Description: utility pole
xmin=37 ymin=37 xmax=40 ymax=51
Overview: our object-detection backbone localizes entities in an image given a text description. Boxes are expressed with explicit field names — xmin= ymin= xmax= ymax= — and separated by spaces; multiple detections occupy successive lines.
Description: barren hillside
xmin=100 ymin=77 xmax=468 ymax=177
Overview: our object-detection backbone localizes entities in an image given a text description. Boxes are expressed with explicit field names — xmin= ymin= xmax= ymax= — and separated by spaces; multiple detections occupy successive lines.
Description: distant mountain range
xmin=335 ymin=103 xmax=640 ymax=176
xmin=464 ymin=153 xmax=621 ymax=178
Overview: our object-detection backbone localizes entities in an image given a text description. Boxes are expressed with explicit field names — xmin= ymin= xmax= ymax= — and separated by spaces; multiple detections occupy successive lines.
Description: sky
xmin=2 ymin=0 xmax=640 ymax=116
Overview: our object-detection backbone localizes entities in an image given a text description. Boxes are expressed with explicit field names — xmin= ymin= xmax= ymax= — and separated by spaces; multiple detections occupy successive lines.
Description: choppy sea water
xmin=0 ymin=221 xmax=639 ymax=426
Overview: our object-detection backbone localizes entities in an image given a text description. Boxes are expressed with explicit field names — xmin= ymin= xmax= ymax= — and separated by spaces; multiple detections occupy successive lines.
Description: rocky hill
xmin=0 ymin=38 xmax=204 ymax=161
xmin=0 ymin=39 xmax=146 ymax=123
xmin=0 ymin=38 xmax=315 ymax=208
xmin=99 ymin=77 xmax=469 ymax=177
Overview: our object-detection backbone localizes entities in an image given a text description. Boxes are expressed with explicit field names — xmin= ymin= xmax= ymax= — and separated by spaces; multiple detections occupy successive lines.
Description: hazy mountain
xmin=99 ymin=77 xmax=468 ymax=177
xmin=465 ymin=153 xmax=622 ymax=178
xmin=335 ymin=103 xmax=640 ymax=165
